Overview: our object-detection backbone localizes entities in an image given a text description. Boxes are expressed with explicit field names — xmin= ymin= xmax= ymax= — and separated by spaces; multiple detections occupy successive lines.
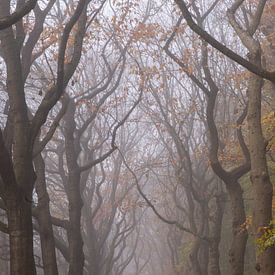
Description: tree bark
xmin=64 ymin=101 xmax=85 ymax=275
xmin=227 ymin=182 xmax=248 ymax=275
xmin=6 ymin=195 xmax=36 ymax=275
xmin=247 ymin=58 xmax=275 ymax=275
xmin=189 ymin=238 xmax=203 ymax=275
xmin=208 ymin=192 xmax=225 ymax=275
xmin=34 ymin=154 xmax=59 ymax=275
xmin=0 ymin=7 xmax=37 ymax=273
xmin=206 ymin=89 xmax=248 ymax=275
xmin=67 ymin=170 xmax=84 ymax=275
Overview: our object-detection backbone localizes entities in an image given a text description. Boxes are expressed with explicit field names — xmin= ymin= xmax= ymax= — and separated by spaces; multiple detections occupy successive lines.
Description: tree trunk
xmin=208 ymin=192 xmax=225 ymax=275
xmin=199 ymin=240 xmax=209 ymax=275
xmin=0 ymin=232 xmax=9 ymax=274
xmin=67 ymin=172 xmax=84 ymax=275
xmin=65 ymin=101 xmax=85 ymax=275
xmin=189 ymin=238 xmax=203 ymax=275
xmin=208 ymin=240 xmax=221 ymax=275
xmin=206 ymin=92 xmax=248 ymax=275
xmin=227 ymin=181 xmax=248 ymax=275
xmin=34 ymin=154 xmax=59 ymax=275
xmin=6 ymin=195 xmax=36 ymax=275
xmin=198 ymin=201 xmax=210 ymax=275
xmin=87 ymin=252 xmax=101 ymax=275
xmin=0 ymin=14 xmax=37 ymax=275
xmin=247 ymin=67 xmax=275 ymax=275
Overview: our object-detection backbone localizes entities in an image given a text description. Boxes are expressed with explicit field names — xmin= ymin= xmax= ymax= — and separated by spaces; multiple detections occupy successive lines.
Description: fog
xmin=0 ymin=0 xmax=274 ymax=275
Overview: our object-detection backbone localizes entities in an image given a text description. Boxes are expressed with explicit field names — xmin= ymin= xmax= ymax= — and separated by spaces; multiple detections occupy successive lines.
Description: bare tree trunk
xmin=208 ymin=192 xmax=225 ymax=275
xmin=6 ymin=196 xmax=36 ymax=275
xmin=198 ymin=240 xmax=209 ymax=275
xmin=227 ymin=182 xmax=248 ymax=275
xmin=205 ymin=89 xmax=248 ymax=275
xmin=87 ymin=252 xmax=101 ymax=275
xmin=189 ymin=238 xmax=203 ymax=275
xmin=208 ymin=240 xmax=221 ymax=275
xmin=34 ymin=154 xmax=59 ymax=275
xmin=198 ymin=202 xmax=210 ymax=275
xmin=67 ymin=171 xmax=84 ymax=275
xmin=226 ymin=1 xmax=275 ymax=273
xmin=247 ymin=66 xmax=275 ymax=275
xmin=0 ymin=25 xmax=37 ymax=274
xmin=0 ymin=232 xmax=9 ymax=274
xmin=64 ymin=101 xmax=84 ymax=275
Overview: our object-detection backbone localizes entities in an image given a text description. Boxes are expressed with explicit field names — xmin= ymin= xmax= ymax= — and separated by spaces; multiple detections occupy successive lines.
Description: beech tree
xmin=0 ymin=0 xmax=93 ymax=274
xmin=171 ymin=0 xmax=274 ymax=274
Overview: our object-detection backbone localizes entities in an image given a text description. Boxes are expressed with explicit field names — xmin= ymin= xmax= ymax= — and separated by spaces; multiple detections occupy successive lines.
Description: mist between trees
xmin=0 ymin=0 xmax=274 ymax=275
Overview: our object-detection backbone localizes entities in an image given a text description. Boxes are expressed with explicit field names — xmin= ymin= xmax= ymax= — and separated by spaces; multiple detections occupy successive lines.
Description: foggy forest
xmin=0 ymin=0 xmax=274 ymax=274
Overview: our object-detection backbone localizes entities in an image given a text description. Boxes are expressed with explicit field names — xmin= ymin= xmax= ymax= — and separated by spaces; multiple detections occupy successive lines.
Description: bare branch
xmin=0 ymin=0 xmax=37 ymax=30
xmin=31 ymin=0 xmax=88 ymax=145
xmin=79 ymin=91 xmax=143 ymax=172
xmin=118 ymin=148 xmax=208 ymax=241
xmin=174 ymin=0 xmax=275 ymax=83
xmin=33 ymin=95 xmax=69 ymax=157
